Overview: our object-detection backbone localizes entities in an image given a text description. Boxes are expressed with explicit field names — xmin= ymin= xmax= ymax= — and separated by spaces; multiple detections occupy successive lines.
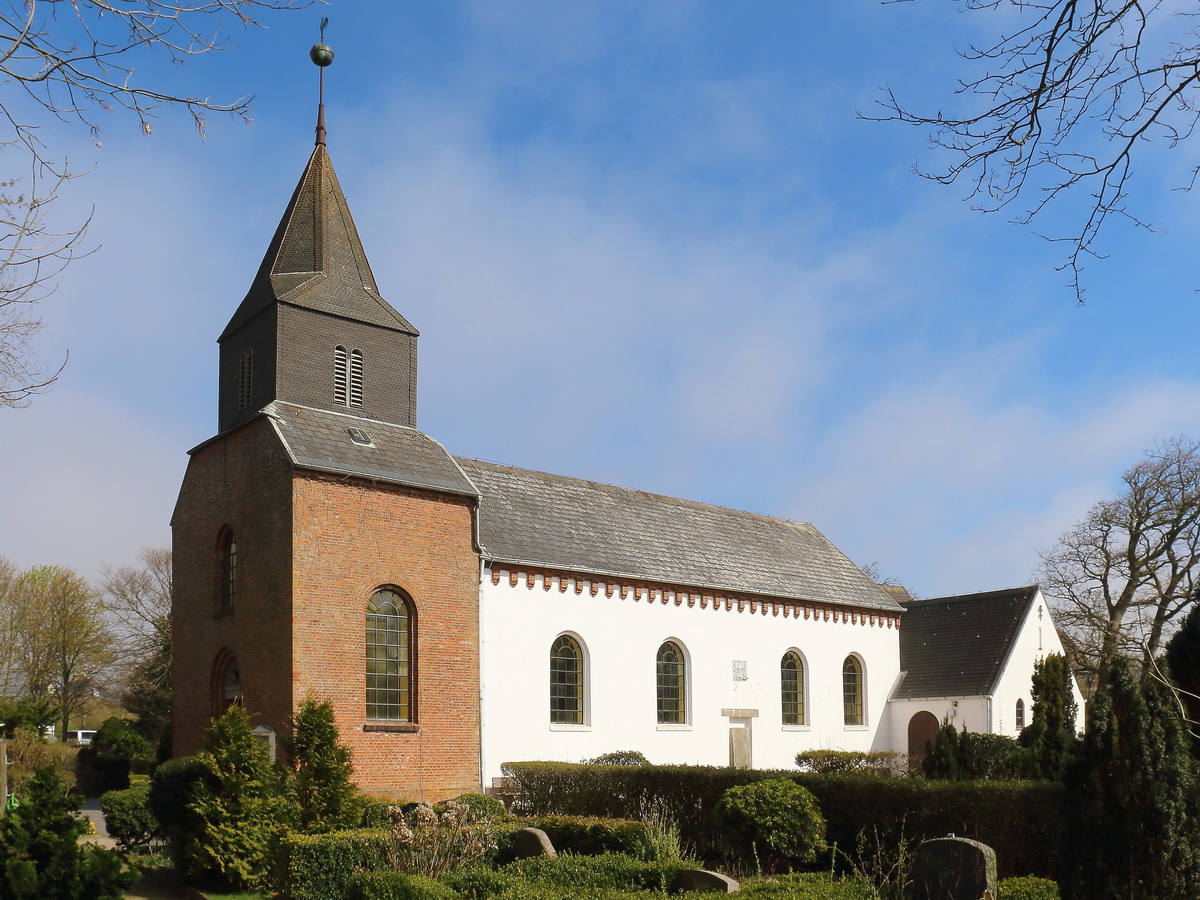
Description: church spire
xmin=310 ymin=18 xmax=333 ymax=147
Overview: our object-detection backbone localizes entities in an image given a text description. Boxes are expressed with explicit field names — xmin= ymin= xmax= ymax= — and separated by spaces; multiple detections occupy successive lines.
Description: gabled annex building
xmin=171 ymin=122 xmax=1077 ymax=801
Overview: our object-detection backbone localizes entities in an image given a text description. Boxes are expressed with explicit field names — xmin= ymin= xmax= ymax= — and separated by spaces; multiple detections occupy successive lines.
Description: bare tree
xmin=1038 ymin=436 xmax=1200 ymax=695
xmin=0 ymin=554 xmax=20 ymax=694
xmin=0 ymin=0 xmax=306 ymax=405
xmin=11 ymin=565 xmax=115 ymax=737
xmin=101 ymin=547 xmax=172 ymax=739
xmin=873 ymin=1 xmax=1200 ymax=301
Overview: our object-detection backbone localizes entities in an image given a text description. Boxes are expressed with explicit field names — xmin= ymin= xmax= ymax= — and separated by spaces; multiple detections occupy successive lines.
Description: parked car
xmin=65 ymin=729 xmax=96 ymax=746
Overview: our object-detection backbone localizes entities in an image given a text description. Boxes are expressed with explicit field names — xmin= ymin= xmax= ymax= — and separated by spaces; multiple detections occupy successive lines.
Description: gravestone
xmin=676 ymin=869 xmax=740 ymax=893
xmin=911 ymin=835 xmax=996 ymax=900
xmin=512 ymin=827 xmax=557 ymax=859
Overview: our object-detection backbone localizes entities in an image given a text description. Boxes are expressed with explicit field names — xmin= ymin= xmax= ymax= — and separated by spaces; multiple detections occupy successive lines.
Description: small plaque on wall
xmin=732 ymin=660 xmax=748 ymax=681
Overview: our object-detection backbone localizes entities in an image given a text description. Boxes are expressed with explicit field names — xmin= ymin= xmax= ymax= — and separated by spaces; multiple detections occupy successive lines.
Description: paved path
xmin=80 ymin=799 xmax=206 ymax=900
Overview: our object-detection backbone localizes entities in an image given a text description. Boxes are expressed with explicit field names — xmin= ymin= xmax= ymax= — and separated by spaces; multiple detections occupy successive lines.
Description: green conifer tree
xmin=185 ymin=704 xmax=295 ymax=891
xmin=0 ymin=766 xmax=136 ymax=900
xmin=922 ymin=716 xmax=961 ymax=780
xmin=1060 ymin=657 xmax=1200 ymax=899
xmin=1164 ymin=601 xmax=1200 ymax=755
xmin=1018 ymin=653 xmax=1079 ymax=779
xmin=282 ymin=694 xmax=361 ymax=832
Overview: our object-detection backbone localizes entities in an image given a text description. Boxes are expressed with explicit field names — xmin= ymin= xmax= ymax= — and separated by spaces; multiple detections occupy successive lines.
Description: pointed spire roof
xmin=219 ymin=145 xmax=417 ymax=340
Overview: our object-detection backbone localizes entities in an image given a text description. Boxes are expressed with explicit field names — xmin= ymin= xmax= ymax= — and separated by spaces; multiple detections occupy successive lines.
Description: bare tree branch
xmin=871 ymin=0 xmax=1200 ymax=301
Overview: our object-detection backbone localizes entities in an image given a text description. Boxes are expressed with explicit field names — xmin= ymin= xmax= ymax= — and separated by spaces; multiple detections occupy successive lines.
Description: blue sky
xmin=3 ymin=1 xmax=1200 ymax=598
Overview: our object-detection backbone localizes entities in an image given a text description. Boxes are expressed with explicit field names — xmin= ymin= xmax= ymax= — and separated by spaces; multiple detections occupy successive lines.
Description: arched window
xmin=1016 ymin=698 xmax=1026 ymax=729
xmin=334 ymin=345 xmax=349 ymax=405
xmin=334 ymin=346 xmax=364 ymax=408
xmin=550 ymin=634 xmax=584 ymax=724
xmin=212 ymin=650 xmax=241 ymax=715
xmin=238 ymin=348 xmax=253 ymax=410
xmin=349 ymin=349 xmax=364 ymax=407
xmin=781 ymin=650 xmax=805 ymax=725
xmin=366 ymin=587 xmax=414 ymax=722
xmin=656 ymin=640 xmax=687 ymax=724
xmin=216 ymin=528 xmax=236 ymax=614
xmin=843 ymin=655 xmax=864 ymax=726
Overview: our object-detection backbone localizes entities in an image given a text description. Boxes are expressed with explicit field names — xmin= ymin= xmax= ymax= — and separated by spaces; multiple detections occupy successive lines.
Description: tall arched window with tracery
xmin=366 ymin=587 xmax=414 ymax=722
xmin=550 ymin=634 xmax=584 ymax=724
xmin=781 ymin=650 xmax=805 ymax=725
xmin=843 ymin=655 xmax=864 ymax=726
xmin=656 ymin=640 xmax=687 ymax=724
xmin=216 ymin=528 xmax=236 ymax=615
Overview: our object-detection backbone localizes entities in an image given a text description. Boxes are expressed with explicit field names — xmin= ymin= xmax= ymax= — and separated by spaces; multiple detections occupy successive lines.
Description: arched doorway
xmin=908 ymin=710 xmax=940 ymax=766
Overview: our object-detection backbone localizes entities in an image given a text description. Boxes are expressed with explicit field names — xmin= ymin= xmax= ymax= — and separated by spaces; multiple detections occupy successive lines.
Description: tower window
xmin=366 ymin=587 xmax=414 ymax=721
xmin=334 ymin=346 xmax=364 ymax=408
xmin=216 ymin=528 xmax=236 ymax=614
xmin=238 ymin=348 xmax=253 ymax=411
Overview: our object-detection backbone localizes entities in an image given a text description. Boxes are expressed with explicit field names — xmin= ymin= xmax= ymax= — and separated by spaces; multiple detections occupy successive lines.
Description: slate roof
xmin=456 ymin=458 xmax=903 ymax=612
xmin=219 ymin=145 xmax=417 ymax=340
xmin=893 ymin=586 xmax=1039 ymax=699
xmin=265 ymin=402 xmax=476 ymax=498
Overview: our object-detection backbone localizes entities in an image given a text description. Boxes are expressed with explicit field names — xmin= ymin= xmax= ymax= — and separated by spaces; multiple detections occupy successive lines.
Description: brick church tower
xmin=171 ymin=101 xmax=482 ymax=800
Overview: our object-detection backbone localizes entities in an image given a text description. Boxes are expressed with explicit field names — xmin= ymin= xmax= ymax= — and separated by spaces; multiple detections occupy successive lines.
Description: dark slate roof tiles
xmin=893 ymin=586 xmax=1039 ymax=699
xmin=455 ymin=458 xmax=903 ymax=612
xmin=266 ymin=402 xmax=476 ymax=497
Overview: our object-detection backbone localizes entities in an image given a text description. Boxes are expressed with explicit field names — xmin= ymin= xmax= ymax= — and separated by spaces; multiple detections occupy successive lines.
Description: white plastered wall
xmin=478 ymin=567 xmax=902 ymax=785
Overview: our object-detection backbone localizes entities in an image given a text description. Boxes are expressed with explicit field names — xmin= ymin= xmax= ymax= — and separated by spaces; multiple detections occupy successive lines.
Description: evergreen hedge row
xmin=273 ymin=828 xmax=391 ymax=900
xmin=501 ymin=762 xmax=1062 ymax=878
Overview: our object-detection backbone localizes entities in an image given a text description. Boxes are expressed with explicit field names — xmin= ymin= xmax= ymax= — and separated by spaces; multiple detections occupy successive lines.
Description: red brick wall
xmin=172 ymin=420 xmax=481 ymax=802
xmin=291 ymin=473 xmax=481 ymax=802
xmin=171 ymin=418 xmax=295 ymax=758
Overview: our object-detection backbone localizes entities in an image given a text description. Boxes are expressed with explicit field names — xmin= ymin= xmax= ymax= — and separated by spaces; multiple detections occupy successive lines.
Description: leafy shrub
xmin=1 ymin=727 xmax=76 ymax=794
xmin=501 ymin=761 xmax=1062 ymax=877
xmin=100 ymin=786 xmax=158 ymax=853
xmin=383 ymin=801 xmax=497 ymax=879
xmin=0 ymin=766 xmax=138 ymax=900
xmin=483 ymin=852 xmax=696 ymax=894
xmin=75 ymin=749 xmax=132 ymax=796
xmin=795 ymin=750 xmax=905 ymax=776
xmin=0 ymin=697 xmax=56 ymax=738
xmin=436 ymin=791 xmax=509 ymax=821
xmin=584 ymin=750 xmax=651 ymax=766
xmin=714 ymin=779 xmax=826 ymax=873
xmin=999 ymin=876 xmax=1061 ymax=900
xmin=346 ymin=870 xmax=458 ymax=900
xmin=494 ymin=814 xmax=677 ymax=863
xmin=92 ymin=717 xmax=154 ymax=760
xmin=272 ymin=828 xmax=391 ymax=900
xmin=147 ymin=756 xmax=212 ymax=872
xmin=361 ymin=797 xmax=403 ymax=828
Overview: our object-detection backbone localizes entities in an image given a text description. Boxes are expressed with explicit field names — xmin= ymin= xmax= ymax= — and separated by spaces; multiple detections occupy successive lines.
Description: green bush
xmin=346 ymin=870 xmax=459 ymax=900
xmin=494 ymin=815 xmax=676 ymax=863
xmin=584 ymin=750 xmax=651 ymax=766
xmin=281 ymin=695 xmax=363 ymax=833
xmin=999 ymin=876 xmax=1061 ymax=900
xmin=437 ymin=792 xmax=509 ymax=822
xmin=92 ymin=717 xmax=154 ymax=760
xmin=100 ymin=786 xmax=158 ymax=853
xmin=272 ymin=829 xmax=391 ymax=900
xmin=714 ymin=779 xmax=826 ymax=872
xmin=75 ymin=749 xmax=132 ymax=796
xmin=501 ymin=761 xmax=1062 ymax=877
xmin=0 ymin=766 xmax=138 ymax=900
xmin=794 ymin=750 xmax=905 ymax=775
xmin=361 ymin=797 xmax=402 ymax=828
xmin=500 ymin=852 xmax=693 ymax=893
xmin=147 ymin=756 xmax=213 ymax=872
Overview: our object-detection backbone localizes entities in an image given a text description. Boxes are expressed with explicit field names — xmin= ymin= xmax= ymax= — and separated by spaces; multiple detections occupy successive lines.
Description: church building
xmin=171 ymin=105 xmax=1078 ymax=801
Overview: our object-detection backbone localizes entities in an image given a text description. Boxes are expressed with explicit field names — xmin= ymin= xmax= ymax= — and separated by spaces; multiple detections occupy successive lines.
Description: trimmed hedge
xmin=346 ymin=870 xmax=459 ymax=900
xmin=495 ymin=815 xmax=675 ymax=863
xmin=501 ymin=762 xmax=1062 ymax=877
xmin=272 ymin=828 xmax=391 ymax=900
xmin=445 ymin=852 xmax=698 ymax=899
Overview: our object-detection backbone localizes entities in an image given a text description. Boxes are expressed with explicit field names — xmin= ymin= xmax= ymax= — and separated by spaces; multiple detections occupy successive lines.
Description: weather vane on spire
xmin=311 ymin=18 xmax=334 ymax=147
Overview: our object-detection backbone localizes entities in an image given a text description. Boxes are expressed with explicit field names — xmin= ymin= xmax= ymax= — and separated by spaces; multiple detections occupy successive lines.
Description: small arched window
xmin=550 ymin=634 xmax=584 ymax=724
xmin=238 ymin=348 xmax=253 ymax=410
xmin=656 ymin=640 xmax=687 ymax=724
xmin=1016 ymin=698 xmax=1026 ymax=729
xmin=843 ymin=655 xmax=864 ymax=726
xmin=781 ymin=650 xmax=805 ymax=725
xmin=334 ymin=345 xmax=349 ymax=404
xmin=212 ymin=650 xmax=241 ymax=715
xmin=366 ymin=587 xmax=414 ymax=722
xmin=216 ymin=528 xmax=236 ymax=614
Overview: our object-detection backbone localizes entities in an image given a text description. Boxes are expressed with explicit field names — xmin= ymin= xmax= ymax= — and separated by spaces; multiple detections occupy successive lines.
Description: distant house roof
xmin=893 ymin=585 xmax=1040 ymax=699
xmin=456 ymin=457 xmax=903 ymax=613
